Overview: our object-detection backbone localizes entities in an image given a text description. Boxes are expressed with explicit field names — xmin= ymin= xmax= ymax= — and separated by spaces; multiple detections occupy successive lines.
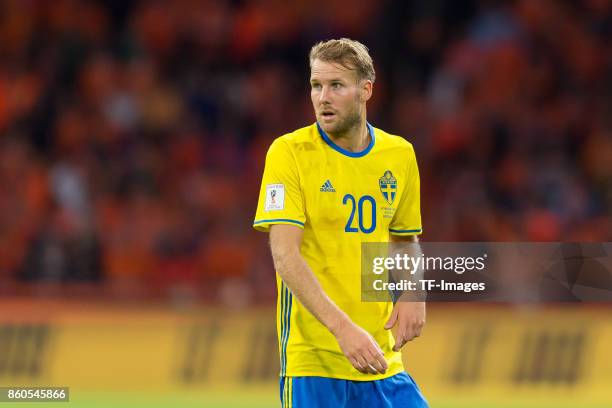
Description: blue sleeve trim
xmin=389 ymin=228 xmax=422 ymax=234
xmin=253 ymin=218 xmax=305 ymax=227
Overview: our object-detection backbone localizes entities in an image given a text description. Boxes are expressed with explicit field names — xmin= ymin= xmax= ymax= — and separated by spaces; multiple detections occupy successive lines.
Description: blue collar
xmin=316 ymin=121 xmax=375 ymax=158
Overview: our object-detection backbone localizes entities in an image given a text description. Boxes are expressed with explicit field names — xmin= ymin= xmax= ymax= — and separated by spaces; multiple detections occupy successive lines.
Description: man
xmin=254 ymin=38 xmax=428 ymax=407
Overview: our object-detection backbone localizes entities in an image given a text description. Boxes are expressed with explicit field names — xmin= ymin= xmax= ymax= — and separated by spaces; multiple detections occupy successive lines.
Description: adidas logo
xmin=320 ymin=180 xmax=336 ymax=192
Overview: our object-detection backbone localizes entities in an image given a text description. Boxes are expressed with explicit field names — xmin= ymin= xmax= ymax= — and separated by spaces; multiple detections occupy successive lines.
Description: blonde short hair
xmin=309 ymin=38 xmax=376 ymax=83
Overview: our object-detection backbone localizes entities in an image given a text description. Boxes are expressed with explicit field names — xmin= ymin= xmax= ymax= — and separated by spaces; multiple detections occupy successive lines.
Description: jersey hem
xmin=280 ymin=366 xmax=405 ymax=382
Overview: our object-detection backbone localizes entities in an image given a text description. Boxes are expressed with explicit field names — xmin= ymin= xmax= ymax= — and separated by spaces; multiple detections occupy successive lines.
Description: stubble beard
xmin=324 ymin=105 xmax=362 ymax=138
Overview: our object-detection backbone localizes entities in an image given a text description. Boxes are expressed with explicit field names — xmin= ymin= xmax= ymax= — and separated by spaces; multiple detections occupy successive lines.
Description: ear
xmin=360 ymin=80 xmax=373 ymax=102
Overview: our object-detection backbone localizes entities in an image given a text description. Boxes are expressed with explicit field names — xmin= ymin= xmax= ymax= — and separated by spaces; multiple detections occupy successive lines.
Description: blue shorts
xmin=279 ymin=372 xmax=429 ymax=407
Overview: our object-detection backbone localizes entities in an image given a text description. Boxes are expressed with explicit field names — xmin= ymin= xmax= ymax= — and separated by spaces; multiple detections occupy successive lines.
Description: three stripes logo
xmin=320 ymin=180 xmax=336 ymax=192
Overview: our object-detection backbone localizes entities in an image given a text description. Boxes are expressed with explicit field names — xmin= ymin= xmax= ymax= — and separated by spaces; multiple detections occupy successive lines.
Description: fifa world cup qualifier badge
xmin=265 ymin=184 xmax=285 ymax=211
xmin=379 ymin=171 xmax=397 ymax=218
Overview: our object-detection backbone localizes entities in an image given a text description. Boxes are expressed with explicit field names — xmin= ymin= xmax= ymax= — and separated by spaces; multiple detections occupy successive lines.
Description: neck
xmin=327 ymin=118 xmax=370 ymax=153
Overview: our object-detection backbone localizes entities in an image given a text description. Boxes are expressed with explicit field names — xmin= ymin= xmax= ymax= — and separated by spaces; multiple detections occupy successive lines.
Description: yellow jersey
xmin=253 ymin=122 xmax=422 ymax=381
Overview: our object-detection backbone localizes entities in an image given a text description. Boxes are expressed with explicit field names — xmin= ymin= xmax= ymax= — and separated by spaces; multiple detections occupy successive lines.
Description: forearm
xmin=390 ymin=235 xmax=425 ymax=301
xmin=272 ymin=245 xmax=350 ymax=336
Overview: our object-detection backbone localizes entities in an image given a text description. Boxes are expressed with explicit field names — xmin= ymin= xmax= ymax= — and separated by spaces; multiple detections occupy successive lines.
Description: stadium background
xmin=0 ymin=0 xmax=610 ymax=407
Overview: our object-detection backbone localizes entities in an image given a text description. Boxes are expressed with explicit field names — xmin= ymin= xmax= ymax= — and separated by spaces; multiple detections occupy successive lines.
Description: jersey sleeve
xmin=253 ymin=139 xmax=305 ymax=232
xmin=389 ymin=144 xmax=422 ymax=236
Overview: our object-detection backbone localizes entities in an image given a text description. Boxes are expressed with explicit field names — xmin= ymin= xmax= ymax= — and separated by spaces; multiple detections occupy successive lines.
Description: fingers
xmin=413 ymin=323 xmax=423 ymax=339
xmin=363 ymin=340 xmax=388 ymax=374
xmin=367 ymin=348 xmax=388 ymax=374
xmin=393 ymin=333 xmax=404 ymax=352
xmin=355 ymin=355 xmax=376 ymax=374
xmin=393 ymin=321 xmax=424 ymax=352
xmin=384 ymin=307 xmax=398 ymax=330
xmin=366 ymin=337 xmax=388 ymax=373
xmin=350 ymin=354 xmax=376 ymax=375
xmin=338 ymin=322 xmax=390 ymax=375
xmin=349 ymin=356 xmax=368 ymax=374
xmin=392 ymin=318 xmax=406 ymax=351
xmin=369 ymin=337 xmax=385 ymax=357
xmin=350 ymin=347 xmax=388 ymax=375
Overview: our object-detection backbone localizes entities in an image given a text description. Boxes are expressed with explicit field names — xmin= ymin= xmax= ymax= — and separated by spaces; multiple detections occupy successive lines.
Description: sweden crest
xmin=379 ymin=170 xmax=397 ymax=205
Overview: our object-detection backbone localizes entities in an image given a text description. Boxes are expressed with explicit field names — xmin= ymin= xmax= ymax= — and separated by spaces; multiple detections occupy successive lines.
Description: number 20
xmin=343 ymin=194 xmax=376 ymax=234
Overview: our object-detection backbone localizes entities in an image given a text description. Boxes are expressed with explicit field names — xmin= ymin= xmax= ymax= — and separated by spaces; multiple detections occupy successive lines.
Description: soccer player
xmin=254 ymin=38 xmax=428 ymax=407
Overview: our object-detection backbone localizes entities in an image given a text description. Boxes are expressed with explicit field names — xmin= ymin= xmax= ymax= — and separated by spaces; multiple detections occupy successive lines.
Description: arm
xmin=384 ymin=234 xmax=426 ymax=351
xmin=270 ymin=224 xmax=388 ymax=374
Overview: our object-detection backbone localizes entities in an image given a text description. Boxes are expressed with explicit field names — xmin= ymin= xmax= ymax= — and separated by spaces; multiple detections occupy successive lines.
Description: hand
xmin=384 ymin=301 xmax=425 ymax=352
xmin=332 ymin=319 xmax=388 ymax=375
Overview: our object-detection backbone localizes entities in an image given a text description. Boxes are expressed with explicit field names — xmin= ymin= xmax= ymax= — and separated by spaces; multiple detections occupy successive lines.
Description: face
xmin=310 ymin=59 xmax=372 ymax=136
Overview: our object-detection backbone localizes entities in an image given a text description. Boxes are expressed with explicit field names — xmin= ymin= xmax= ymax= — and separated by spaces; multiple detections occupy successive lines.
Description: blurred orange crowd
xmin=0 ymin=0 xmax=610 ymax=302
